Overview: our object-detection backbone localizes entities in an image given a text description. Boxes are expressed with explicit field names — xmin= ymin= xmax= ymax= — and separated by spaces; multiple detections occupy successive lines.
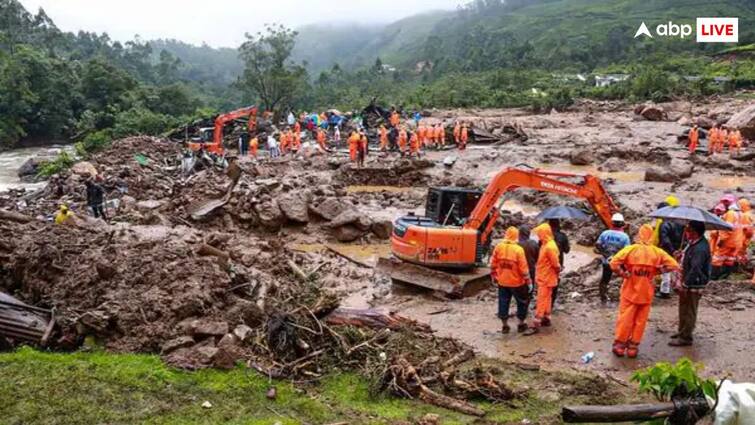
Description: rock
xmin=332 ymin=225 xmax=366 ymax=242
xmin=310 ymin=198 xmax=347 ymax=221
xmin=455 ymin=176 xmax=472 ymax=187
xmin=370 ymin=220 xmax=393 ymax=240
xmin=217 ymin=333 xmax=239 ymax=348
xmin=191 ymin=320 xmax=229 ymax=337
xmin=255 ymin=199 xmax=284 ymax=229
xmin=695 ymin=116 xmax=716 ymax=129
xmin=419 ymin=413 xmax=441 ymax=425
xmin=196 ymin=346 xmax=219 ymax=363
xmin=600 ymin=157 xmax=624 ymax=172
xmin=95 ymin=262 xmax=117 ymax=279
xmin=644 ymin=161 xmax=693 ymax=182
xmin=569 ymin=149 xmax=594 ymax=166
xmin=727 ymin=104 xmax=755 ymax=140
xmin=161 ymin=336 xmax=195 ymax=355
xmin=329 ymin=210 xmax=372 ymax=231
xmin=17 ymin=158 xmax=42 ymax=177
xmin=637 ymin=105 xmax=667 ymax=121
xmin=71 ymin=161 xmax=98 ymax=176
xmin=232 ymin=324 xmax=253 ymax=342
xmin=136 ymin=200 xmax=164 ymax=211
xmin=676 ymin=116 xmax=692 ymax=127
xmin=278 ymin=191 xmax=310 ymax=223
xmin=443 ymin=156 xmax=457 ymax=167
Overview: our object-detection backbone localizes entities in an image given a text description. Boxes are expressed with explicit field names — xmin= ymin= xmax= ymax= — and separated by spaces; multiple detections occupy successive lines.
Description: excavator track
xmin=377 ymin=256 xmax=491 ymax=298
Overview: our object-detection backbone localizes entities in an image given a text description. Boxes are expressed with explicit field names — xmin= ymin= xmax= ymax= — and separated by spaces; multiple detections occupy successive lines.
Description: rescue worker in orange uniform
xmin=348 ymin=131 xmax=360 ymax=163
xmin=316 ymin=128 xmax=327 ymax=152
xmin=279 ymin=130 xmax=289 ymax=155
xmin=459 ymin=123 xmax=469 ymax=150
xmin=292 ymin=128 xmax=301 ymax=152
xmin=453 ymin=122 xmax=461 ymax=146
xmin=737 ymin=198 xmax=753 ymax=265
xmin=490 ymin=227 xmax=532 ymax=334
xmin=390 ymin=110 xmax=400 ymax=128
xmin=409 ymin=131 xmax=420 ymax=158
xmin=711 ymin=195 xmax=744 ymax=280
xmin=610 ymin=224 xmax=679 ymax=358
xmin=687 ymin=125 xmax=699 ymax=154
xmin=708 ymin=126 xmax=718 ymax=155
xmin=250 ymin=135 xmax=259 ymax=159
xmin=717 ymin=128 xmax=728 ymax=154
xmin=398 ymin=127 xmax=408 ymax=155
xmin=294 ymin=121 xmax=301 ymax=135
xmin=358 ymin=130 xmax=368 ymax=167
xmin=435 ymin=124 xmax=446 ymax=148
xmin=417 ymin=124 xmax=427 ymax=147
xmin=729 ymin=130 xmax=742 ymax=156
xmin=379 ymin=125 xmax=388 ymax=151
xmin=525 ymin=223 xmax=560 ymax=334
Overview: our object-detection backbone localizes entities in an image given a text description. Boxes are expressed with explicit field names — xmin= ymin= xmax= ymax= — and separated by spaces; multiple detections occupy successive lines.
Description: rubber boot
xmin=611 ymin=341 xmax=626 ymax=357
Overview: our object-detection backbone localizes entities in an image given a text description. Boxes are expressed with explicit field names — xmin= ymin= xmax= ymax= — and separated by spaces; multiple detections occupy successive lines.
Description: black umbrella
xmin=535 ymin=205 xmax=590 ymax=221
xmin=648 ymin=205 xmax=733 ymax=231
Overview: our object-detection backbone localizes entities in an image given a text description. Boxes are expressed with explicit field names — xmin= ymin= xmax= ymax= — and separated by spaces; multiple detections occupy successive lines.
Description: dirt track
xmin=0 ymin=96 xmax=753 ymax=397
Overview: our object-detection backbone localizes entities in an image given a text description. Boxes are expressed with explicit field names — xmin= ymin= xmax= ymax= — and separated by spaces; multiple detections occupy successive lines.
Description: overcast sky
xmin=19 ymin=0 xmax=461 ymax=48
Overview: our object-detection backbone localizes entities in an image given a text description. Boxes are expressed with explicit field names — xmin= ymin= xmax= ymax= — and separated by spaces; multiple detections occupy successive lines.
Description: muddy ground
xmin=0 ymin=95 xmax=753 ymax=410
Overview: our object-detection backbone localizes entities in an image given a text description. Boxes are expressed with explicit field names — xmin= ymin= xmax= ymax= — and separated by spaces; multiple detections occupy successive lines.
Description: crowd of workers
xmin=489 ymin=194 xmax=753 ymax=358
xmin=236 ymin=108 xmax=472 ymax=166
xmin=687 ymin=123 xmax=743 ymax=156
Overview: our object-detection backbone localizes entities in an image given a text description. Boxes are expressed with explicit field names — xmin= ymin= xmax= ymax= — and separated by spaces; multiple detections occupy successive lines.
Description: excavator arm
xmin=189 ymin=106 xmax=258 ymax=155
xmin=464 ymin=167 xmax=619 ymax=248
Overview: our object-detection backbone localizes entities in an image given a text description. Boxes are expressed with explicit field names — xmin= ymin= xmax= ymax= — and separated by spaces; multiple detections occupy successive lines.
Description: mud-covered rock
xmin=727 ymin=104 xmax=755 ymax=140
xmin=370 ymin=220 xmax=393 ymax=240
xmin=71 ymin=161 xmax=98 ymax=176
xmin=190 ymin=320 xmax=229 ymax=337
xmin=329 ymin=210 xmax=372 ymax=231
xmin=644 ymin=161 xmax=693 ymax=183
xmin=17 ymin=158 xmax=43 ymax=177
xmin=600 ymin=157 xmax=624 ymax=172
xmin=161 ymin=336 xmax=195 ymax=355
xmin=310 ymin=198 xmax=347 ymax=221
xmin=255 ymin=199 xmax=284 ymax=229
xmin=278 ymin=191 xmax=310 ymax=223
xmin=233 ymin=324 xmax=253 ymax=342
xmin=695 ymin=116 xmax=716 ymax=129
xmin=569 ymin=149 xmax=594 ymax=166
xmin=332 ymin=224 xmax=366 ymax=242
xmin=636 ymin=105 xmax=667 ymax=121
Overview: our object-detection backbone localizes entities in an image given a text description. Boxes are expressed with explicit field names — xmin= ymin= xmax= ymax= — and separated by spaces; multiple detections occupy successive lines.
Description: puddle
xmin=346 ymin=185 xmax=415 ymax=194
xmin=708 ymin=176 xmax=755 ymax=190
xmin=564 ymin=244 xmax=600 ymax=273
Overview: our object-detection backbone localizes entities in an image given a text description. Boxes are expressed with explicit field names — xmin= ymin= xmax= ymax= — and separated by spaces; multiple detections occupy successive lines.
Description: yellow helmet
xmin=60 ymin=204 xmax=69 ymax=212
xmin=664 ymin=195 xmax=680 ymax=207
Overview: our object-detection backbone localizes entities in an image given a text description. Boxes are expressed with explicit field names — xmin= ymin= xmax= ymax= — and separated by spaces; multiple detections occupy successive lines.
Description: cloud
xmin=18 ymin=0 xmax=461 ymax=47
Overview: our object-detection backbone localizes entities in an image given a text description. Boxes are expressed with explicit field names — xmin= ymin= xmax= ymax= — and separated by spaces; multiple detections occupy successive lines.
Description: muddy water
xmin=290 ymin=242 xmax=391 ymax=267
xmin=0 ymin=145 xmax=71 ymax=192
xmin=708 ymin=175 xmax=755 ymax=190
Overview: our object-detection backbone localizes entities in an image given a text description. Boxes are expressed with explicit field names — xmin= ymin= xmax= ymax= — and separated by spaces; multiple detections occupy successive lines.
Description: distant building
xmin=594 ymin=74 xmax=630 ymax=87
xmin=381 ymin=64 xmax=396 ymax=72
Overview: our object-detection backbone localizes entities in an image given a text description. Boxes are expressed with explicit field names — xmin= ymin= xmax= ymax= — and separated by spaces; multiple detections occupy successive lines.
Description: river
xmin=0 ymin=145 xmax=71 ymax=192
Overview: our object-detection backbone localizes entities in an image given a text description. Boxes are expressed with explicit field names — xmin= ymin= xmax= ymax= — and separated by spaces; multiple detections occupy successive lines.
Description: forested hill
xmin=291 ymin=0 xmax=755 ymax=73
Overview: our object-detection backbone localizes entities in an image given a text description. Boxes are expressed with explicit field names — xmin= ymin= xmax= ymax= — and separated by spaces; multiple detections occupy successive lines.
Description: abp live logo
xmin=697 ymin=18 xmax=738 ymax=43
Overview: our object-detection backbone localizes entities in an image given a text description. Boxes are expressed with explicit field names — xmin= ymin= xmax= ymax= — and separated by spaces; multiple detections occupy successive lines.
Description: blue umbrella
xmin=648 ymin=205 xmax=733 ymax=231
xmin=535 ymin=205 xmax=590 ymax=221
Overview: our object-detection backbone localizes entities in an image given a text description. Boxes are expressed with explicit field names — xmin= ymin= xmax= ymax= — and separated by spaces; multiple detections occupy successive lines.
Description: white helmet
xmin=611 ymin=213 xmax=625 ymax=223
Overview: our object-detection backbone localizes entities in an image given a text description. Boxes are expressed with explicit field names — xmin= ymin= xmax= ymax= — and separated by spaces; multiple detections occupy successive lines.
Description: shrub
xmin=37 ymin=151 xmax=75 ymax=177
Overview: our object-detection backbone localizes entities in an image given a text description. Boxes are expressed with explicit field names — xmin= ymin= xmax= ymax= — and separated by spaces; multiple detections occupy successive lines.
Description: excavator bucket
xmin=377 ymin=257 xmax=491 ymax=298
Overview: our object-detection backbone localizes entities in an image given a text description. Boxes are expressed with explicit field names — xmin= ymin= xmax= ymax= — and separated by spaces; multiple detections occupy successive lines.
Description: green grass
xmin=0 ymin=347 xmax=633 ymax=424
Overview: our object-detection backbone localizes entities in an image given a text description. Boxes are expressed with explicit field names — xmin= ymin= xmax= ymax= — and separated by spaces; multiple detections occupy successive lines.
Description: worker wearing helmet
xmin=711 ymin=195 xmax=744 ymax=280
xmin=54 ymin=204 xmax=73 ymax=225
xmin=596 ymin=213 xmax=631 ymax=303
xmin=610 ymin=224 xmax=679 ymax=358
xmin=525 ymin=223 xmax=560 ymax=334
xmin=687 ymin=125 xmax=699 ymax=154
xmin=490 ymin=227 xmax=532 ymax=334
xmin=459 ymin=123 xmax=469 ymax=151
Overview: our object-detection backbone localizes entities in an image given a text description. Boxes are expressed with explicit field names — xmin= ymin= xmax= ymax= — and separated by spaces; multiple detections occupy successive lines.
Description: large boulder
xmin=727 ymin=104 xmax=755 ymax=140
xmin=370 ymin=220 xmax=393 ymax=240
xmin=644 ymin=160 xmax=693 ymax=183
xmin=600 ymin=157 xmax=624 ymax=172
xmin=71 ymin=161 xmax=98 ymax=177
xmin=569 ymin=149 xmax=594 ymax=166
xmin=309 ymin=198 xmax=347 ymax=221
xmin=17 ymin=158 xmax=42 ymax=177
xmin=254 ymin=199 xmax=285 ymax=229
xmin=329 ymin=210 xmax=372 ymax=231
xmin=635 ymin=104 xmax=667 ymax=121
xmin=695 ymin=116 xmax=716 ymax=129
xmin=278 ymin=191 xmax=310 ymax=223
xmin=332 ymin=225 xmax=366 ymax=242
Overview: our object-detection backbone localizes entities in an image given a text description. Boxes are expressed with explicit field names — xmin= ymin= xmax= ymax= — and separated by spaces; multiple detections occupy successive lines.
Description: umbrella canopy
xmin=535 ymin=205 xmax=590 ymax=221
xmin=648 ymin=205 xmax=733 ymax=231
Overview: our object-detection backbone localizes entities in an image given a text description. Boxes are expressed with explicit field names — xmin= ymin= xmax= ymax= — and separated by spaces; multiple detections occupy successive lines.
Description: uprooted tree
xmin=238 ymin=24 xmax=308 ymax=117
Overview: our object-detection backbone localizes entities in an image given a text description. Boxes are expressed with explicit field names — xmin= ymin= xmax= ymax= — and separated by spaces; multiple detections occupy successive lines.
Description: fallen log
xmin=0 ymin=292 xmax=55 ymax=346
xmin=419 ymin=384 xmax=485 ymax=417
xmin=196 ymin=244 xmax=230 ymax=266
xmin=324 ymin=308 xmax=431 ymax=332
xmin=562 ymin=399 xmax=709 ymax=423
xmin=0 ymin=209 xmax=33 ymax=223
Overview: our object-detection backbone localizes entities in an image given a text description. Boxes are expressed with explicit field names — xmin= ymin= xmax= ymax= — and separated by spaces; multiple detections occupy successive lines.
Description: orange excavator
xmin=188 ymin=106 xmax=258 ymax=155
xmin=378 ymin=166 xmax=619 ymax=297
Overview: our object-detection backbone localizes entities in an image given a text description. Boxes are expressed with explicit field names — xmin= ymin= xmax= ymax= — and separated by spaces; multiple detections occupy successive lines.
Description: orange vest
xmin=611 ymin=243 xmax=678 ymax=304
xmin=490 ymin=241 xmax=529 ymax=287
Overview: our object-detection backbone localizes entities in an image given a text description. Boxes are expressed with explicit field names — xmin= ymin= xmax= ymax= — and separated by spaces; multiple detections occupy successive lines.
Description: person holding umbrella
xmin=669 ymin=221 xmax=711 ymax=347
